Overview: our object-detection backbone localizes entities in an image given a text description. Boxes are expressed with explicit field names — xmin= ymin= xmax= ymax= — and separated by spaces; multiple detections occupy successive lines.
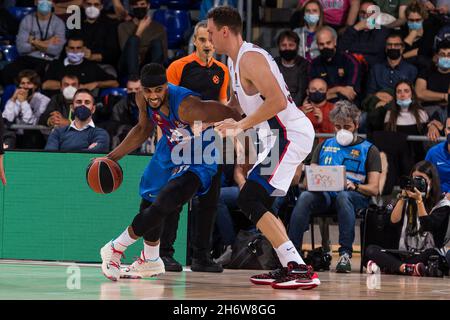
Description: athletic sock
xmin=275 ymin=241 xmax=305 ymax=267
xmin=143 ymin=241 xmax=160 ymax=261
xmin=113 ymin=228 xmax=137 ymax=251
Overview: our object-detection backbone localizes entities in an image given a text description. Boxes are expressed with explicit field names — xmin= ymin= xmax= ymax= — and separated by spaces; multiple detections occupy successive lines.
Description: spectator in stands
xmin=426 ymin=117 xmax=450 ymax=193
xmin=110 ymin=76 xmax=140 ymax=148
xmin=53 ymin=0 xmax=83 ymax=20
xmin=160 ymin=21 xmax=230 ymax=273
xmin=39 ymin=74 xmax=80 ymax=129
xmin=293 ymin=0 xmax=324 ymax=62
xmin=384 ymin=81 xmax=429 ymax=163
xmin=288 ymin=100 xmax=381 ymax=272
xmin=42 ymin=36 xmax=119 ymax=95
xmin=274 ymin=30 xmax=308 ymax=107
xmin=376 ymin=0 xmax=409 ymax=28
xmin=0 ymin=0 xmax=66 ymax=85
xmin=300 ymin=78 xmax=335 ymax=134
xmin=296 ymin=0 xmax=360 ymax=32
xmin=309 ymin=26 xmax=361 ymax=103
xmin=339 ymin=0 xmax=391 ymax=68
xmin=66 ymin=0 xmax=121 ymax=76
xmin=200 ymin=0 xmax=238 ymax=20
xmin=45 ymin=88 xmax=110 ymax=152
xmin=401 ymin=1 xmax=437 ymax=71
xmin=0 ymin=3 xmax=19 ymax=45
xmin=365 ymin=160 xmax=449 ymax=277
xmin=2 ymin=69 xmax=50 ymax=149
xmin=367 ymin=34 xmax=418 ymax=100
xmin=118 ymin=0 xmax=168 ymax=78
xmin=415 ymin=39 xmax=450 ymax=136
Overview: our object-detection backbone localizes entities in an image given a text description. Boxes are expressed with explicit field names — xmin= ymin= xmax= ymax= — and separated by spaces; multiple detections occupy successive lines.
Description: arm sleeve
xmin=44 ymin=129 xmax=61 ymax=150
xmin=166 ymin=61 xmax=182 ymax=85
xmin=219 ymin=64 xmax=230 ymax=102
xmin=16 ymin=15 xmax=34 ymax=55
xmin=38 ymin=96 xmax=58 ymax=126
xmin=345 ymin=54 xmax=361 ymax=92
xmin=365 ymin=145 xmax=382 ymax=173
xmin=46 ymin=18 xmax=66 ymax=57
xmin=419 ymin=206 xmax=450 ymax=233
xmin=2 ymin=100 xmax=18 ymax=123
xmin=86 ymin=128 xmax=110 ymax=153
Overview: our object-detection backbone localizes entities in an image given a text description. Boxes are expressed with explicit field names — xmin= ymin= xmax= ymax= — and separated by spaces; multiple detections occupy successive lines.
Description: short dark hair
xmin=437 ymin=39 xmax=450 ymax=52
xmin=386 ymin=33 xmax=404 ymax=45
xmin=129 ymin=0 xmax=148 ymax=6
xmin=128 ymin=74 xmax=141 ymax=83
xmin=140 ymin=63 xmax=167 ymax=87
xmin=61 ymin=74 xmax=79 ymax=83
xmin=73 ymin=88 xmax=95 ymax=103
xmin=207 ymin=6 xmax=242 ymax=35
xmin=66 ymin=34 xmax=84 ymax=45
xmin=16 ymin=69 xmax=41 ymax=88
xmin=277 ymin=30 xmax=300 ymax=47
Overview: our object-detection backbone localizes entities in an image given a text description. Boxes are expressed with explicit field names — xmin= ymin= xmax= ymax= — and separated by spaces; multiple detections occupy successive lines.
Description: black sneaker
xmin=191 ymin=257 xmax=223 ymax=273
xmin=161 ymin=256 xmax=183 ymax=272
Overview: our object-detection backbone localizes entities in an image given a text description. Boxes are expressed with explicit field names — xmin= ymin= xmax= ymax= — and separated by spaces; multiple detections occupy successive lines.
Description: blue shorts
xmin=139 ymin=142 xmax=217 ymax=202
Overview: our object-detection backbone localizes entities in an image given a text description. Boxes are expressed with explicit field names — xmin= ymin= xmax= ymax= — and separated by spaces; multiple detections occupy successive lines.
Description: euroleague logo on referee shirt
xmin=212 ymin=75 xmax=220 ymax=85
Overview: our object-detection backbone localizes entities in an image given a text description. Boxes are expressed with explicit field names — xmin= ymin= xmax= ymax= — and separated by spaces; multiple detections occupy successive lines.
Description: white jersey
xmin=228 ymin=42 xmax=315 ymax=196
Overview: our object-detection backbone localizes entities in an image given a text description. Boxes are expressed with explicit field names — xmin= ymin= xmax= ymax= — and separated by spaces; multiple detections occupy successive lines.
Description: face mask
xmin=37 ymin=0 xmax=52 ymax=15
xmin=73 ymin=105 xmax=92 ymax=121
xmin=67 ymin=52 xmax=85 ymax=64
xmin=386 ymin=48 xmax=401 ymax=60
xmin=85 ymin=6 xmax=100 ymax=19
xmin=304 ymin=13 xmax=319 ymax=25
xmin=320 ymin=48 xmax=335 ymax=61
xmin=397 ymin=98 xmax=412 ymax=109
xmin=309 ymin=91 xmax=327 ymax=104
xmin=63 ymin=86 xmax=77 ymax=100
xmin=336 ymin=129 xmax=354 ymax=146
xmin=132 ymin=7 xmax=147 ymax=20
xmin=438 ymin=57 xmax=450 ymax=69
xmin=27 ymin=88 xmax=34 ymax=97
xmin=407 ymin=21 xmax=423 ymax=30
xmin=279 ymin=49 xmax=297 ymax=61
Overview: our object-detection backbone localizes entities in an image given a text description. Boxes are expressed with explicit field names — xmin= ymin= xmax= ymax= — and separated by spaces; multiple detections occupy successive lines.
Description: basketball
xmin=86 ymin=158 xmax=123 ymax=194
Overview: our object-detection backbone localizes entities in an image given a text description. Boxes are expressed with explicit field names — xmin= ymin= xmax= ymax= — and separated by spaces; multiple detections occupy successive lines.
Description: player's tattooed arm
xmin=178 ymin=95 xmax=242 ymax=126
xmin=107 ymin=90 xmax=154 ymax=161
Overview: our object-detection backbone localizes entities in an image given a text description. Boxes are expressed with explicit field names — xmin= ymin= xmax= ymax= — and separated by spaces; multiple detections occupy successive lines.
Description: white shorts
xmin=247 ymin=116 xmax=314 ymax=197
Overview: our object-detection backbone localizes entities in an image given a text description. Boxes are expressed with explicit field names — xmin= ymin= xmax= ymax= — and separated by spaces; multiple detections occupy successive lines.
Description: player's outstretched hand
xmin=214 ymin=118 xmax=243 ymax=138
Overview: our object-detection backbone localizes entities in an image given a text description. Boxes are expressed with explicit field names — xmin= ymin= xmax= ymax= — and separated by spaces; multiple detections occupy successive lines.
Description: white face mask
xmin=336 ymin=129 xmax=354 ymax=146
xmin=63 ymin=85 xmax=77 ymax=100
xmin=85 ymin=6 xmax=100 ymax=19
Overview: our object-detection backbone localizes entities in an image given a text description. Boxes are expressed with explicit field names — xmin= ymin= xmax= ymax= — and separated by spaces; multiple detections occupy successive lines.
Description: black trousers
xmin=364 ymin=244 xmax=439 ymax=274
xmin=159 ymin=165 xmax=223 ymax=260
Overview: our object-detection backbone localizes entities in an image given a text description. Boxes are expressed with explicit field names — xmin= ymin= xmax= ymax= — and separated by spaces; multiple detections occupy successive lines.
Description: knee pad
xmin=237 ymin=180 xmax=274 ymax=225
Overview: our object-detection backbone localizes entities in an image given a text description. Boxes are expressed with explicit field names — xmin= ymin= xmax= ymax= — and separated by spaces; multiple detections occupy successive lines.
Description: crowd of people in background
xmin=0 ymin=0 xmax=449 ymax=276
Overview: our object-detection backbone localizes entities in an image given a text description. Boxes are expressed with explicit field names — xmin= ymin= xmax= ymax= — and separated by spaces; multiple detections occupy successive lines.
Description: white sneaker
xmin=100 ymin=240 xmax=125 ymax=281
xmin=366 ymin=260 xmax=380 ymax=274
xmin=120 ymin=251 xmax=165 ymax=279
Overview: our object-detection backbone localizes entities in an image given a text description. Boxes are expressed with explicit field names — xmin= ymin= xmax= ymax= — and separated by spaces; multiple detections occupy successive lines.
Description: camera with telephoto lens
xmin=399 ymin=176 xmax=428 ymax=193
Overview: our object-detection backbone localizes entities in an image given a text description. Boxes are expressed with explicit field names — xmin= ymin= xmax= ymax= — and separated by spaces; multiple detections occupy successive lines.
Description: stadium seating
xmin=153 ymin=9 xmax=191 ymax=49
xmin=7 ymin=6 xmax=36 ymax=21
xmin=99 ymin=87 xmax=127 ymax=98
xmin=0 ymin=45 xmax=19 ymax=63
xmin=0 ymin=84 xmax=16 ymax=112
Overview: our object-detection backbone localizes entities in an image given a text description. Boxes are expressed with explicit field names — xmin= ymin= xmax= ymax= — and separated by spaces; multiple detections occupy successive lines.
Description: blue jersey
xmin=139 ymin=84 xmax=218 ymax=202
xmin=425 ymin=142 xmax=450 ymax=193
xmin=319 ymin=137 xmax=373 ymax=184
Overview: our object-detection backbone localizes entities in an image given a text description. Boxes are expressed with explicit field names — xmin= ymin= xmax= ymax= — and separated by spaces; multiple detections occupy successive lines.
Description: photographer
xmin=365 ymin=160 xmax=450 ymax=276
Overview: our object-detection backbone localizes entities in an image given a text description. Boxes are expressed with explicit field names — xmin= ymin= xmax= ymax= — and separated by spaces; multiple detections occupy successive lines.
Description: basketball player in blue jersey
xmin=207 ymin=6 xmax=320 ymax=289
xmin=99 ymin=63 xmax=240 ymax=281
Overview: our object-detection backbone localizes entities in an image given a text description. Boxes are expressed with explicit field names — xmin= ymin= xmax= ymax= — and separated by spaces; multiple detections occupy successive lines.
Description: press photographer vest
xmin=318 ymin=138 xmax=372 ymax=184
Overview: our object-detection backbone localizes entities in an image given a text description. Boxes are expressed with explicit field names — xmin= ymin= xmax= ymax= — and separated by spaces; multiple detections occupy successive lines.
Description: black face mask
xmin=27 ymin=88 xmax=34 ymax=97
xmin=309 ymin=91 xmax=327 ymax=104
xmin=386 ymin=48 xmax=401 ymax=60
xmin=73 ymin=105 xmax=92 ymax=121
xmin=279 ymin=49 xmax=297 ymax=61
xmin=132 ymin=7 xmax=147 ymax=20
xmin=320 ymin=48 xmax=335 ymax=61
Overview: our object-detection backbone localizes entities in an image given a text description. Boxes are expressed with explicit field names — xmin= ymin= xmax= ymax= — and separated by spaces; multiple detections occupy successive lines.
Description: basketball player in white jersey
xmin=207 ymin=6 xmax=320 ymax=289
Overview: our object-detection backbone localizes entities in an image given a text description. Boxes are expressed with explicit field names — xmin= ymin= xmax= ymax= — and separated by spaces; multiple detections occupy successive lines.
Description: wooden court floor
xmin=0 ymin=256 xmax=449 ymax=300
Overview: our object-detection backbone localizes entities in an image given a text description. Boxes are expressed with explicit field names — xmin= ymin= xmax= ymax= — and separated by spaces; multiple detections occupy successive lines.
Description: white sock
xmin=275 ymin=241 xmax=305 ymax=267
xmin=113 ymin=228 xmax=137 ymax=251
xmin=143 ymin=241 xmax=160 ymax=261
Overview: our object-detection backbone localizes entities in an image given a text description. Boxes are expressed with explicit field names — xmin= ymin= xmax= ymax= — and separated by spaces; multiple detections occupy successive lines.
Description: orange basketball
xmin=86 ymin=158 xmax=123 ymax=194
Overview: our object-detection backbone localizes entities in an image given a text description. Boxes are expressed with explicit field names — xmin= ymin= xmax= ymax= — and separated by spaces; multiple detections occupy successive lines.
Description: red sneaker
xmin=404 ymin=263 xmax=425 ymax=277
xmin=271 ymin=262 xmax=321 ymax=290
xmin=250 ymin=267 xmax=288 ymax=285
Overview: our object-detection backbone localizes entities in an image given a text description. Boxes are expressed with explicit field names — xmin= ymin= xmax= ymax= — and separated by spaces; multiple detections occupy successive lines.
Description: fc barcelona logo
xmin=350 ymin=149 xmax=361 ymax=158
